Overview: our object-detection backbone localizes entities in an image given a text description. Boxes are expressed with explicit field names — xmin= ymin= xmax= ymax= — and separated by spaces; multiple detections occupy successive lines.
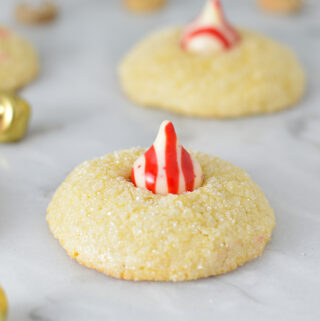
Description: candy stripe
xmin=225 ymin=24 xmax=240 ymax=42
xmin=182 ymin=27 xmax=230 ymax=49
xmin=144 ymin=145 xmax=158 ymax=193
xmin=165 ymin=122 xmax=180 ymax=194
xmin=131 ymin=167 xmax=136 ymax=186
xmin=212 ymin=0 xmax=222 ymax=17
xmin=131 ymin=121 xmax=203 ymax=195
xmin=212 ymin=0 xmax=239 ymax=43
xmin=181 ymin=147 xmax=195 ymax=192
xmin=181 ymin=0 xmax=240 ymax=53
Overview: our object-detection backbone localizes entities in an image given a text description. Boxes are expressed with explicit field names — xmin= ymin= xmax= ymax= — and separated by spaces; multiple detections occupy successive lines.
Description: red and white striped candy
xmin=131 ymin=120 xmax=203 ymax=195
xmin=181 ymin=0 xmax=240 ymax=54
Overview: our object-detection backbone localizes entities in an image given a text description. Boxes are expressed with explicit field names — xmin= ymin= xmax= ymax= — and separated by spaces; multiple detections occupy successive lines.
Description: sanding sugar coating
xmin=119 ymin=29 xmax=305 ymax=118
xmin=0 ymin=26 xmax=39 ymax=91
xmin=47 ymin=148 xmax=275 ymax=281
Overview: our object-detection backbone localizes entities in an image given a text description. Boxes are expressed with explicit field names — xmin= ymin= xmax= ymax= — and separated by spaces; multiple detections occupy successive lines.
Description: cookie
xmin=47 ymin=148 xmax=275 ymax=281
xmin=124 ymin=0 xmax=167 ymax=12
xmin=258 ymin=0 xmax=303 ymax=13
xmin=119 ymin=0 xmax=305 ymax=118
xmin=119 ymin=28 xmax=305 ymax=118
xmin=0 ymin=26 xmax=39 ymax=91
xmin=15 ymin=1 xmax=58 ymax=25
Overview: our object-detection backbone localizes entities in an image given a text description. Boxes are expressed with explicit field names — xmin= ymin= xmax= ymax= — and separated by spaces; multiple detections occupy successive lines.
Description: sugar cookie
xmin=0 ymin=26 xmax=39 ymax=91
xmin=47 ymin=121 xmax=275 ymax=281
xmin=119 ymin=1 xmax=305 ymax=118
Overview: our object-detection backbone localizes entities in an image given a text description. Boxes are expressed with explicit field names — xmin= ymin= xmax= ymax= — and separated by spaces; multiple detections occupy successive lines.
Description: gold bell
xmin=0 ymin=92 xmax=31 ymax=143
xmin=0 ymin=286 xmax=7 ymax=321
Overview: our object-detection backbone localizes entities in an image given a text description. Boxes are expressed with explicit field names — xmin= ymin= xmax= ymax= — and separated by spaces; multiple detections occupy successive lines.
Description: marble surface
xmin=1 ymin=0 xmax=320 ymax=320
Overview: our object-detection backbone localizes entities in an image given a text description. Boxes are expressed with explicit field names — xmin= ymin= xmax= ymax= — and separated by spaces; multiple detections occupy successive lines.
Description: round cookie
xmin=0 ymin=26 xmax=39 ymax=91
xmin=47 ymin=148 xmax=275 ymax=281
xmin=119 ymin=28 xmax=305 ymax=118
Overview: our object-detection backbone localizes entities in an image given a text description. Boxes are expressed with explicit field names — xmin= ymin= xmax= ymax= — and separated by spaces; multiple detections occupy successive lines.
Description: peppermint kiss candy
xmin=181 ymin=0 xmax=240 ymax=54
xmin=131 ymin=121 xmax=203 ymax=195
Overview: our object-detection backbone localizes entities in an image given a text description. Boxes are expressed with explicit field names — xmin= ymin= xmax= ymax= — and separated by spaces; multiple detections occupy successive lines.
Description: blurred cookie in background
xmin=119 ymin=0 xmax=306 ymax=118
xmin=0 ymin=26 xmax=39 ymax=91
xmin=124 ymin=0 xmax=167 ymax=13
xmin=258 ymin=0 xmax=303 ymax=14
xmin=15 ymin=0 xmax=58 ymax=25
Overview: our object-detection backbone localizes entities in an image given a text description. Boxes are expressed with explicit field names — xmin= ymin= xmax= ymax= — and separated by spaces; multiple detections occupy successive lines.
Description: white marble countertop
xmin=1 ymin=0 xmax=320 ymax=320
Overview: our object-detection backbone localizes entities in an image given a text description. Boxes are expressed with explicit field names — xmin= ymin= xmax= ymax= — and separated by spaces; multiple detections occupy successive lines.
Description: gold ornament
xmin=0 ymin=92 xmax=31 ymax=143
xmin=0 ymin=286 xmax=7 ymax=321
